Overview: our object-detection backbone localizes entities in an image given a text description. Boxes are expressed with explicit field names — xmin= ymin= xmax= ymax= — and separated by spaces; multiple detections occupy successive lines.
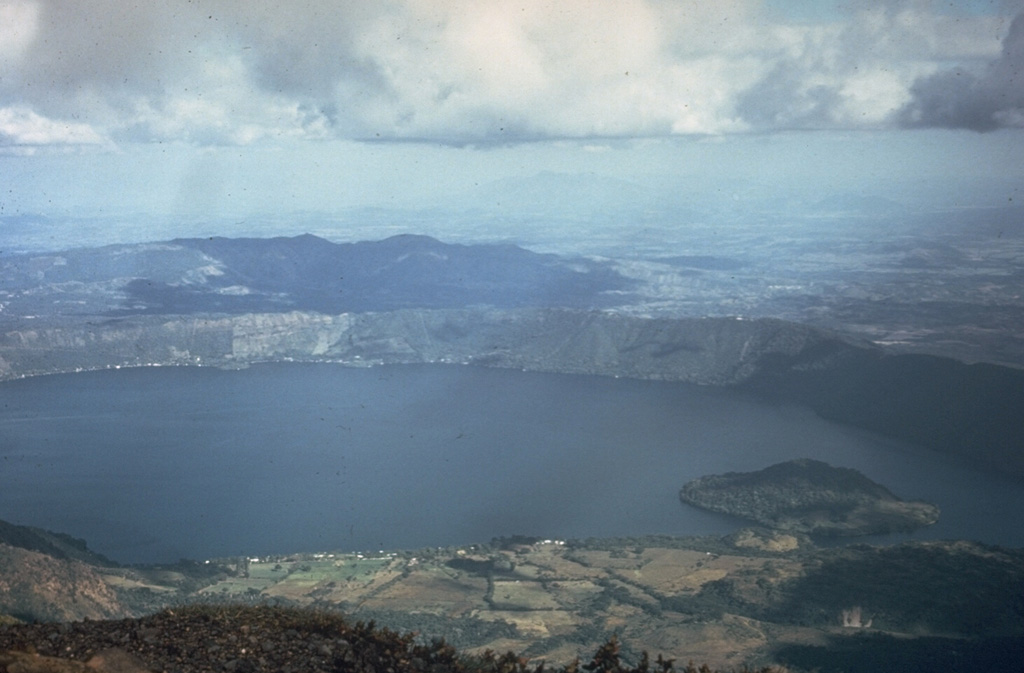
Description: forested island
xmin=679 ymin=459 xmax=940 ymax=536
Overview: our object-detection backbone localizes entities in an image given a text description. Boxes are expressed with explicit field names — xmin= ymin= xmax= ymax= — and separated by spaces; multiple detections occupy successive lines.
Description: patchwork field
xmin=94 ymin=532 xmax=1024 ymax=671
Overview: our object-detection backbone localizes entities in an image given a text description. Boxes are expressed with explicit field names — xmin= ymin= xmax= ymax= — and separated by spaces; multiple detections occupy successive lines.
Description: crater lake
xmin=2 ymin=363 xmax=1023 ymax=563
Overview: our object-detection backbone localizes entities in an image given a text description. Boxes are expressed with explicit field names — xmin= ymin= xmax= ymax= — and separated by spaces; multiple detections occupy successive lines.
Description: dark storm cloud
xmin=11 ymin=2 xmax=204 ymax=111
xmin=734 ymin=63 xmax=845 ymax=130
xmin=898 ymin=11 xmax=1024 ymax=131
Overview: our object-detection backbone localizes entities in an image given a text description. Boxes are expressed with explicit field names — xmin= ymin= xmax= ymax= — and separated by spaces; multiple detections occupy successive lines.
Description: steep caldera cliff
xmin=0 ymin=308 xmax=847 ymax=386
xmin=2 ymin=234 xmax=1023 ymax=478
xmin=3 ymin=307 xmax=1023 ymax=478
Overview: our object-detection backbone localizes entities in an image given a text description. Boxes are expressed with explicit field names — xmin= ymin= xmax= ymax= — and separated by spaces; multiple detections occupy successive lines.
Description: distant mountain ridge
xmin=0 ymin=234 xmax=631 ymax=317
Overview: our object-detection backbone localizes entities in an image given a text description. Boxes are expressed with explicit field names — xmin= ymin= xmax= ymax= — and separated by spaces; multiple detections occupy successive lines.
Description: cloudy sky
xmin=1 ymin=0 xmax=1023 ymax=239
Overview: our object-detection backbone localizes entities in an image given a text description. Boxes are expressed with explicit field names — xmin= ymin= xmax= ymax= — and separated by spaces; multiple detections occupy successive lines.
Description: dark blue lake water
xmin=1 ymin=363 xmax=1022 ymax=564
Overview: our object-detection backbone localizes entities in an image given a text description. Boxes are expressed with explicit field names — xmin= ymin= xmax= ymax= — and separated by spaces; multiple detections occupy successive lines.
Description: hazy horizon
xmin=1 ymin=1 xmax=1023 ymax=250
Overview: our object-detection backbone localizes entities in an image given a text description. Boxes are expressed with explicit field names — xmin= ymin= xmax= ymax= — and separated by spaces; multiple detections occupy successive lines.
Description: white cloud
xmin=0 ymin=106 xmax=106 ymax=151
xmin=0 ymin=0 xmax=38 ymax=62
xmin=838 ymin=68 xmax=913 ymax=123
xmin=0 ymin=0 xmax=1020 ymax=146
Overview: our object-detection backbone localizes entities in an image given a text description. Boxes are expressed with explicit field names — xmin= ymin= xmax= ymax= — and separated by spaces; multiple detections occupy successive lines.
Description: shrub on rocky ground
xmin=0 ymin=605 xmax=780 ymax=673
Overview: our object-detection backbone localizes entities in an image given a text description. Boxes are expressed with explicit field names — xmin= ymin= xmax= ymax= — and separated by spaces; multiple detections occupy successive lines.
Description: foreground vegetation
xmin=0 ymin=604 xmax=784 ymax=673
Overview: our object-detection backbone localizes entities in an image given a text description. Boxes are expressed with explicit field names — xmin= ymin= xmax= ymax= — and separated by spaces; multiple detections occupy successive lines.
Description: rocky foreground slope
xmin=0 ymin=605 xmax=785 ymax=673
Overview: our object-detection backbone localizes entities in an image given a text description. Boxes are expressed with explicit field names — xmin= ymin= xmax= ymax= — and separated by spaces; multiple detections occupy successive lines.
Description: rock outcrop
xmin=0 ymin=545 xmax=125 ymax=623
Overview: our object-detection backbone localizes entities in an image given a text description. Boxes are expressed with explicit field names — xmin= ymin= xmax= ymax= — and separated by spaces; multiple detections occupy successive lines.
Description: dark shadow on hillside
xmin=744 ymin=344 xmax=1024 ymax=478
xmin=762 ymin=544 xmax=1024 ymax=635
xmin=772 ymin=633 xmax=1024 ymax=673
